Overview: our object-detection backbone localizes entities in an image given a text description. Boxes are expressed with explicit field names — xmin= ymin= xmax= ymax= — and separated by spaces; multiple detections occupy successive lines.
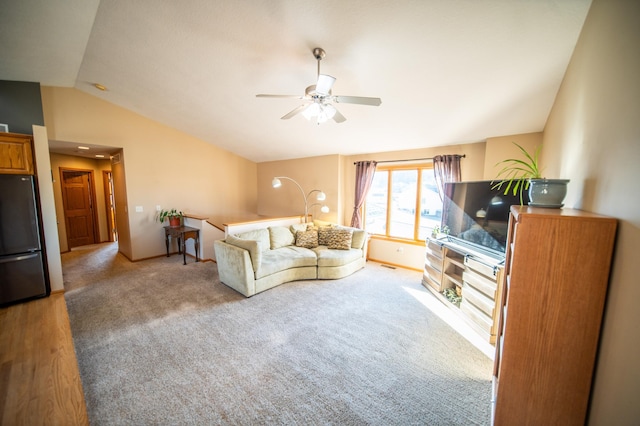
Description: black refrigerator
xmin=0 ymin=174 xmax=50 ymax=306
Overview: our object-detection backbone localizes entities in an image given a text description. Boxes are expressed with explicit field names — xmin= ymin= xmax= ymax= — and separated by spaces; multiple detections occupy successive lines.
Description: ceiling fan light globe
xmin=316 ymin=104 xmax=337 ymax=124
xmin=302 ymin=103 xmax=321 ymax=120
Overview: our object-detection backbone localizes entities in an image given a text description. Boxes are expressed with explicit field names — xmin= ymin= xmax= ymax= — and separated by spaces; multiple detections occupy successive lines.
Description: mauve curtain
xmin=433 ymin=155 xmax=462 ymax=200
xmin=351 ymin=161 xmax=377 ymax=228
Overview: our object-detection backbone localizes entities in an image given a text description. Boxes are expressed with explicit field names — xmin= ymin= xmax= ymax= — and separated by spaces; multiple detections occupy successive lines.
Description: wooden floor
xmin=0 ymin=293 xmax=88 ymax=425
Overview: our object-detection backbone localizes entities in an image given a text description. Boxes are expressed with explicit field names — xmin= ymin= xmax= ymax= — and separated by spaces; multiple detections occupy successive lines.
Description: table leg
xmin=195 ymin=233 xmax=200 ymax=262
xmin=165 ymin=234 xmax=170 ymax=257
xmin=182 ymin=238 xmax=187 ymax=265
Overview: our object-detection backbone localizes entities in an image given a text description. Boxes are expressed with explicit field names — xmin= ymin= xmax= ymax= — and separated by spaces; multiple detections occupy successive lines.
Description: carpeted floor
xmin=63 ymin=243 xmax=493 ymax=425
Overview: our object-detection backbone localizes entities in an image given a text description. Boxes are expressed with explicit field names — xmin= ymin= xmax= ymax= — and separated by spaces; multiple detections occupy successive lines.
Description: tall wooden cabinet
xmin=492 ymin=207 xmax=617 ymax=425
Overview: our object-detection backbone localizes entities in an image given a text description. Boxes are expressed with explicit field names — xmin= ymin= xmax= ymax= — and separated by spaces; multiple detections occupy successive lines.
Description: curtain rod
xmin=354 ymin=154 xmax=465 ymax=165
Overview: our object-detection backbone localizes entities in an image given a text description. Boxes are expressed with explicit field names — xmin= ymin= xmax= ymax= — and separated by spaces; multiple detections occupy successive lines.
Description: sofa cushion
xmin=313 ymin=246 xmax=363 ymax=267
xmin=256 ymin=246 xmax=318 ymax=279
xmin=235 ymin=229 xmax=270 ymax=252
xmin=295 ymin=229 xmax=319 ymax=248
xmin=290 ymin=223 xmax=309 ymax=234
xmin=326 ymin=228 xmax=353 ymax=250
xmin=268 ymin=226 xmax=295 ymax=249
xmin=225 ymin=235 xmax=261 ymax=273
xmin=313 ymin=219 xmax=335 ymax=227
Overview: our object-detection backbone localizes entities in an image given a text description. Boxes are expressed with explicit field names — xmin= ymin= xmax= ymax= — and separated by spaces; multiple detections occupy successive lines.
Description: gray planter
xmin=528 ymin=179 xmax=570 ymax=208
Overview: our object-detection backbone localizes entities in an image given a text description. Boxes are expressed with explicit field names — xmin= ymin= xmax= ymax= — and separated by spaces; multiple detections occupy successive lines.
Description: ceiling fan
xmin=256 ymin=47 xmax=382 ymax=124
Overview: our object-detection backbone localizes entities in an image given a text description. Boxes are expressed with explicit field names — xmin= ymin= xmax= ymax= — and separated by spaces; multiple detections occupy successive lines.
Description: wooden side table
xmin=163 ymin=225 xmax=200 ymax=265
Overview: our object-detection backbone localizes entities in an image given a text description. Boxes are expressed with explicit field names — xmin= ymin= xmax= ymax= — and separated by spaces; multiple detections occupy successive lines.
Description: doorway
xmin=102 ymin=170 xmax=118 ymax=242
xmin=60 ymin=168 xmax=99 ymax=249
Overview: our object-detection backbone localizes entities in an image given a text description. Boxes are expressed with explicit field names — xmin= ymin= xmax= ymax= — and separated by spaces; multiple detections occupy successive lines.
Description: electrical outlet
xmin=156 ymin=205 xmax=162 ymax=211
xmin=135 ymin=206 xmax=143 ymax=213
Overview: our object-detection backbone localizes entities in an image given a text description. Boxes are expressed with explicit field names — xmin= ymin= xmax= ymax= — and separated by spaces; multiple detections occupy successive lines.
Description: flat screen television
xmin=441 ymin=180 xmax=529 ymax=256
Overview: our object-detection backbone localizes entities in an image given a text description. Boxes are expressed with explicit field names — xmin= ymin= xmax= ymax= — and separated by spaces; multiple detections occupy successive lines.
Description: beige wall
xmin=258 ymin=155 xmax=340 ymax=224
xmin=41 ymin=87 xmax=257 ymax=260
xmin=484 ymin=132 xmax=543 ymax=179
xmin=50 ymin=153 xmax=112 ymax=252
xmin=541 ymin=0 xmax=640 ymax=423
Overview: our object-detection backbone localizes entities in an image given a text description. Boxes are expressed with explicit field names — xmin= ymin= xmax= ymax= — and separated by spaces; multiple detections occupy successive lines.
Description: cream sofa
xmin=214 ymin=223 xmax=368 ymax=297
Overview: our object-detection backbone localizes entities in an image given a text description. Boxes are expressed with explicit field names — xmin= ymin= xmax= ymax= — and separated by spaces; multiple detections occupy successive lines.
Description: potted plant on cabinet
xmin=492 ymin=142 xmax=569 ymax=208
xmin=158 ymin=208 xmax=183 ymax=227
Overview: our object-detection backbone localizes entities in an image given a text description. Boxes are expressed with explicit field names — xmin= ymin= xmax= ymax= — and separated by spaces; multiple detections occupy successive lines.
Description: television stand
xmin=422 ymin=236 xmax=505 ymax=344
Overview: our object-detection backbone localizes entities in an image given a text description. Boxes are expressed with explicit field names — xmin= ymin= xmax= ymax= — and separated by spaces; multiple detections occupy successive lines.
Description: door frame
xmin=59 ymin=167 xmax=100 ymax=249
xmin=102 ymin=170 xmax=117 ymax=242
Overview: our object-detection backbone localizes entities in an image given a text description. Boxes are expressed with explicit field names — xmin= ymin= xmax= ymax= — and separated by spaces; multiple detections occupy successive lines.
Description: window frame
xmin=364 ymin=163 xmax=440 ymax=243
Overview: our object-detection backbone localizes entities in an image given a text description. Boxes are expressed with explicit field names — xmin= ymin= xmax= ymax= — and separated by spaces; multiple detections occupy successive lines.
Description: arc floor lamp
xmin=272 ymin=176 xmax=329 ymax=223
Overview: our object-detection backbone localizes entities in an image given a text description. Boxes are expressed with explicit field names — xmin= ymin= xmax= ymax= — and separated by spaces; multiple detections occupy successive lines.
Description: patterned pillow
xmin=326 ymin=228 xmax=353 ymax=250
xmin=337 ymin=226 xmax=367 ymax=249
xmin=317 ymin=226 xmax=334 ymax=246
xmin=295 ymin=229 xmax=319 ymax=248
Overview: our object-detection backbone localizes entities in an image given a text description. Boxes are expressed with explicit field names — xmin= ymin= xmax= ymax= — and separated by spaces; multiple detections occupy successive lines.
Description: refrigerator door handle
xmin=0 ymin=253 xmax=39 ymax=263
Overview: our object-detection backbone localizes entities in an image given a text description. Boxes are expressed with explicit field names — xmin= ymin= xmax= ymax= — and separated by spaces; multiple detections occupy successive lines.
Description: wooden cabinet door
xmin=0 ymin=133 xmax=34 ymax=174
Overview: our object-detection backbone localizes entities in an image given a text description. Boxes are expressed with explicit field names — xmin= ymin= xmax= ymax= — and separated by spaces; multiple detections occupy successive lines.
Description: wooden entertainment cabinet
xmin=492 ymin=206 xmax=617 ymax=425
xmin=422 ymin=235 xmax=505 ymax=344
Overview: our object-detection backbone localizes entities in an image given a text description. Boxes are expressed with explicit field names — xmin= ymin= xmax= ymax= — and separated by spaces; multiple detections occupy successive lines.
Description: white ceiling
xmin=1 ymin=0 xmax=592 ymax=162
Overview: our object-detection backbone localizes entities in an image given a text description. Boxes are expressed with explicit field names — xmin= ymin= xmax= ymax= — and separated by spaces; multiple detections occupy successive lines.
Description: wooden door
xmin=61 ymin=169 xmax=98 ymax=248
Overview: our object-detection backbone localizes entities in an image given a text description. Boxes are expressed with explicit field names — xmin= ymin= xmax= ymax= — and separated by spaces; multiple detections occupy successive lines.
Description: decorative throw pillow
xmin=337 ymin=226 xmax=366 ymax=249
xmin=295 ymin=229 xmax=318 ymax=248
xmin=268 ymin=226 xmax=295 ymax=249
xmin=317 ymin=226 xmax=334 ymax=246
xmin=326 ymin=228 xmax=353 ymax=250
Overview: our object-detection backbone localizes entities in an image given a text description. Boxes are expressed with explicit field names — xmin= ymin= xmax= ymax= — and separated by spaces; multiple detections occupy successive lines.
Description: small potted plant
xmin=492 ymin=142 xmax=569 ymax=207
xmin=158 ymin=208 xmax=183 ymax=227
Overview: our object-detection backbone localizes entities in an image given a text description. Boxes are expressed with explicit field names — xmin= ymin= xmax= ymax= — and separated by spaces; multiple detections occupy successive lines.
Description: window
xmin=364 ymin=165 xmax=442 ymax=241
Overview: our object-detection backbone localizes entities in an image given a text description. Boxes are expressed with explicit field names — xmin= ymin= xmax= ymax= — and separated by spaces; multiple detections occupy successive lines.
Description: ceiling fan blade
xmin=332 ymin=108 xmax=347 ymax=123
xmin=280 ymin=104 xmax=308 ymax=120
xmin=333 ymin=95 xmax=382 ymax=106
xmin=256 ymin=94 xmax=303 ymax=99
xmin=315 ymin=74 xmax=336 ymax=95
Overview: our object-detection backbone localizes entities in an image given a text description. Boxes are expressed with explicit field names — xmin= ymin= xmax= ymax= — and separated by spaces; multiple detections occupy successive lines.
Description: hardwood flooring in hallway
xmin=0 ymin=293 xmax=88 ymax=425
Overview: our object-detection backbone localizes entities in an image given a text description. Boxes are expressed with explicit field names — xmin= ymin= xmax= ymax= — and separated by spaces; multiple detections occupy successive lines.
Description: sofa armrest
xmin=214 ymin=240 xmax=256 ymax=297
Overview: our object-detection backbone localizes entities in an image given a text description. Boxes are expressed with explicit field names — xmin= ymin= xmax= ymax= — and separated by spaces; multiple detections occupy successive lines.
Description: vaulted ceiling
xmin=0 ymin=0 xmax=592 ymax=162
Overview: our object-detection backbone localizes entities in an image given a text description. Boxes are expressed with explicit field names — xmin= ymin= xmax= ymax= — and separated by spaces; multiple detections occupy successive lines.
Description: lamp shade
xmin=302 ymin=103 xmax=321 ymax=121
xmin=316 ymin=74 xmax=336 ymax=95
xmin=317 ymin=104 xmax=336 ymax=123
xmin=316 ymin=191 xmax=326 ymax=201
xmin=490 ymin=196 xmax=503 ymax=205
xmin=272 ymin=177 xmax=282 ymax=188
xmin=302 ymin=102 xmax=336 ymax=124
xmin=320 ymin=205 xmax=330 ymax=213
